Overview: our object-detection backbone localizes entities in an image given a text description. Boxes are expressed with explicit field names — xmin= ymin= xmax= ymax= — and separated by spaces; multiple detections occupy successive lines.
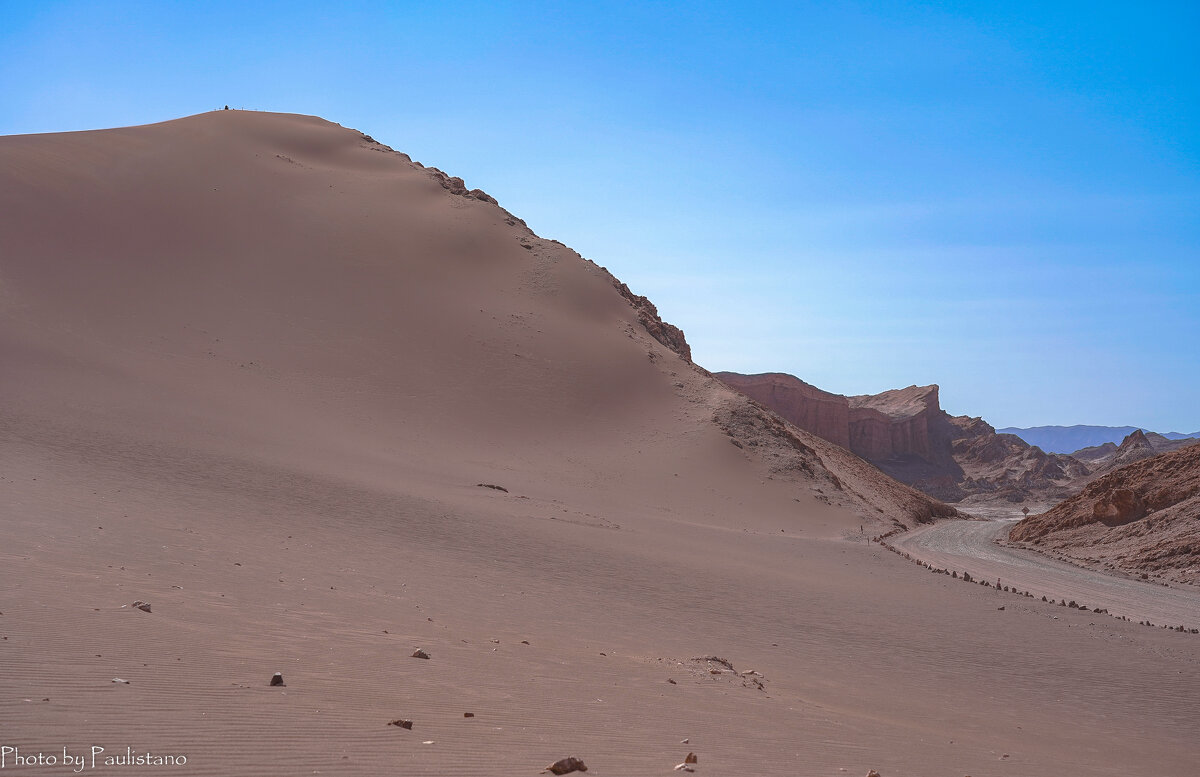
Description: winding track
xmin=890 ymin=519 xmax=1200 ymax=630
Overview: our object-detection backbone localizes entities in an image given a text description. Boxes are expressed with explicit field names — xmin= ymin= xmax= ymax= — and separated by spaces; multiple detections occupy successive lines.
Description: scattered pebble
xmin=685 ymin=752 xmax=698 ymax=764
xmin=387 ymin=719 xmax=414 ymax=730
xmin=270 ymin=672 xmax=285 ymax=687
xmin=412 ymin=648 xmax=431 ymax=659
xmin=111 ymin=678 xmax=130 ymax=684
xmin=463 ymin=712 xmax=475 ymax=718
xmin=131 ymin=601 xmax=152 ymax=613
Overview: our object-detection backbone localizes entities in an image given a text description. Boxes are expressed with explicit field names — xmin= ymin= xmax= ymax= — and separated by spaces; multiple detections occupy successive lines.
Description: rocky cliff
xmin=715 ymin=372 xmax=850 ymax=449
xmin=847 ymin=385 xmax=945 ymax=461
xmin=716 ymin=371 xmax=1088 ymax=508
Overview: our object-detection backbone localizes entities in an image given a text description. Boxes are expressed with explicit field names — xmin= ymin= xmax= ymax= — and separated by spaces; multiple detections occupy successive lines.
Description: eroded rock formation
xmin=716 ymin=372 xmax=1087 ymax=506
xmin=715 ymin=373 xmax=849 ymax=449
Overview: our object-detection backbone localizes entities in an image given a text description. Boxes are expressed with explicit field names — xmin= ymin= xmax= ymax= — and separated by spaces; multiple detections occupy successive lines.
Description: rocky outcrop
xmin=1008 ymin=442 xmax=1200 ymax=583
xmin=609 ymin=278 xmax=691 ymax=363
xmin=1107 ymin=430 xmax=1156 ymax=470
xmin=425 ymin=167 xmax=498 ymax=204
xmin=1091 ymin=489 xmax=1146 ymax=526
xmin=714 ymin=373 xmax=849 ymax=449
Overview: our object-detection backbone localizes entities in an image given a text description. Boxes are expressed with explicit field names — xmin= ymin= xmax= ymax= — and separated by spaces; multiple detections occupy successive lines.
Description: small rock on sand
xmin=674 ymin=765 xmax=695 ymax=773
xmin=543 ymin=756 xmax=588 ymax=774
xmin=685 ymin=752 xmax=698 ymax=763
xmin=866 ymin=770 xmax=882 ymax=777
xmin=111 ymin=678 xmax=130 ymax=684
xmin=463 ymin=712 xmax=474 ymax=718
xmin=387 ymin=719 xmax=414 ymax=730
xmin=131 ymin=601 xmax=152 ymax=613
xmin=411 ymin=648 xmax=431 ymax=659
xmin=270 ymin=672 xmax=285 ymax=686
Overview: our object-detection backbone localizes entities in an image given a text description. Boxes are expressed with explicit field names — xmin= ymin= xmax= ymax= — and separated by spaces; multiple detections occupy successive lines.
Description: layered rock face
xmin=714 ymin=373 xmax=849 ymax=449
xmin=846 ymin=385 xmax=945 ymax=461
xmin=1009 ymin=442 xmax=1200 ymax=582
xmin=716 ymin=372 xmax=1087 ymax=507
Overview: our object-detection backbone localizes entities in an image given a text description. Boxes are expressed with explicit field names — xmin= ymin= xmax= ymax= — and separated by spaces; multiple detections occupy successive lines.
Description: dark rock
xmin=388 ymin=719 xmax=414 ymax=729
xmin=270 ymin=672 xmax=285 ymax=687
xmin=412 ymin=648 xmax=431 ymax=659
xmin=544 ymin=756 xmax=588 ymax=774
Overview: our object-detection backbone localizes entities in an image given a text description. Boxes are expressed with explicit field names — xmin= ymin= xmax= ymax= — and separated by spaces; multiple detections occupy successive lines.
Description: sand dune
xmin=2 ymin=111 xmax=1198 ymax=776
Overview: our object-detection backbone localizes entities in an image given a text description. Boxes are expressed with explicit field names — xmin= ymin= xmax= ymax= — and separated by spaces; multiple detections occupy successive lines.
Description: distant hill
xmin=1071 ymin=431 xmax=1200 ymax=471
xmin=999 ymin=425 xmax=1143 ymax=454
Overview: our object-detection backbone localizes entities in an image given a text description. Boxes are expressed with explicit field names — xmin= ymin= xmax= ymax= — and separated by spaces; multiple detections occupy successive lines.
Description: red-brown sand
xmin=2 ymin=111 xmax=1198 ymax=776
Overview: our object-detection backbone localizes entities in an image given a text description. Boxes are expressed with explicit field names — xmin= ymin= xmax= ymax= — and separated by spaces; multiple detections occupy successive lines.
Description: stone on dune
xmin=543 ymin=756 xmax=588 ymax=774
xmin=387 ymin=719 xmax=413 ymax=729
xmin=685 ymin=752 xmax=698 ymax=763
xmin=270 ymin=672 xmax=285 ymax=686
xmin=131 ymin=601 xmax=152 ymax=613
xmin=411 ymin=648 xmax=431 ymax=659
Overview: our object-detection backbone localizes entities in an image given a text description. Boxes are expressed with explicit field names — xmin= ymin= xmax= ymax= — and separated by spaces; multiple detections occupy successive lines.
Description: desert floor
xmin=4 ymin=430 xmax=1199 ymax=776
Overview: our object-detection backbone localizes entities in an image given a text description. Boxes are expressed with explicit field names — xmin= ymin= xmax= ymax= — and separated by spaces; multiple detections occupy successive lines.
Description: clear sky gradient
xmin=2 ymin=1 xmax=1197 ymax=431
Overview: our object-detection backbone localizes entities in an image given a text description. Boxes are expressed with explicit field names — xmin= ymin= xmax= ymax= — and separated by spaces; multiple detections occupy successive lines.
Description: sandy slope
xmin=2 ymin=111 xmax=1199 ymax=776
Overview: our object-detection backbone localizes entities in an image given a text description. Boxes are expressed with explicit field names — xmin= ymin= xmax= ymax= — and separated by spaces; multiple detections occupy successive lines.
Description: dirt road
xmin=890 ymin=519 xmax=1200 ymax=630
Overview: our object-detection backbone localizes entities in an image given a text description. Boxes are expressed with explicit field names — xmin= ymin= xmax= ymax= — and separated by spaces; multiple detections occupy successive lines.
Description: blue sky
xmin=2 ymin=1 xmax=1197 ymax=431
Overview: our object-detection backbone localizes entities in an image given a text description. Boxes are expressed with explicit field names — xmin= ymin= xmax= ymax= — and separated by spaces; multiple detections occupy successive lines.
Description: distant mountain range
xmin=997 ymin=425 xmax=1200 ymax=454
